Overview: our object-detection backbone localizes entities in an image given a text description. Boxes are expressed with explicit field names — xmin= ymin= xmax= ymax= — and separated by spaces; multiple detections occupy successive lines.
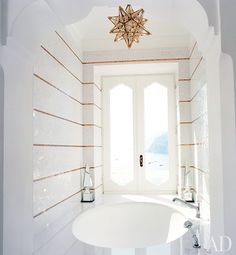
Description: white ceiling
xmin=66 ymin=5 xmax=192 ymax=52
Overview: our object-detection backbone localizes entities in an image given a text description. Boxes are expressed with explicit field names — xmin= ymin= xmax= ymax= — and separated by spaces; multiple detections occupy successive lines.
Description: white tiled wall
xmin=33 ymin=147 xmax=83 ymax=180
xmin=82 ymin=66 xmax=103 ymax=195
xmin=83 ymin=105 xmax=102 ymax=126
xmin=33 ymin=112 xmax=83 ymax=144
xmin=32 ymin=29 xmax=103 ymax=252
xmin=190 ymin=59 xmax=210 ymax=219
xmin=34 ymin=78 xmax=83 ymax=123
xmin=176 ymin=43 xmax=210 ymax=220
xmin=34 ymin=171 xmax=82 ymax=216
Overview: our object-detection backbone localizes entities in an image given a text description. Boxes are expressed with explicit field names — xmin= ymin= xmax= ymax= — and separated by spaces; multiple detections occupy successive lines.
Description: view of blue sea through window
xmin=144 ymin=83 xmax=169 ymax=185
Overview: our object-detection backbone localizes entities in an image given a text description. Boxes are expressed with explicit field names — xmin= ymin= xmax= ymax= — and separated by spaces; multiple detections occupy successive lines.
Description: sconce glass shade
xmin=83 ymin=165 xmax=93 ymax=188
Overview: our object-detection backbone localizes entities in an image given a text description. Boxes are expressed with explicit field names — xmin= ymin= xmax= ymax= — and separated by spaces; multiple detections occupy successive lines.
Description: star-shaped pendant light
xmin=108 ymin=4 xmax=151 ymax=49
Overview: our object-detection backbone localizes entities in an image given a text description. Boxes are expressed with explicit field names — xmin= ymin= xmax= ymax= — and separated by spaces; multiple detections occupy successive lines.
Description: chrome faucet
xmin=173 ymin=197 xmax=200 ymax=218
xmin=184 ymin=220 xmax=201 ymax=248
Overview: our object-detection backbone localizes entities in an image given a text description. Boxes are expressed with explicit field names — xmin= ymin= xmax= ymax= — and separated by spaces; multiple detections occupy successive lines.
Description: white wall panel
xmin=33 ymin=111 xmax=83 ymax=145
xmin=83 ymin=147 xmax=102 ymax=167
xmin=178 ymin=103 xmax=191 ymax=122
xmin=43 ymin=32 xmax=83 ymax=81
xmin=178 ymin=60 xmax=190 ymax=78
xmin=178 ymin=124 xmax=192 ymax=144
xmin=33 ymin=30 xmax=85 ymax=252
xmin=177 ymin=83 xmax=191 ymax=101
xmin=34 ymin=171 xmax=81 ymax=216
xmin=33 ymin=147 xmax=83 ymax=179
xmin=83 ymin=126 xmax=102 ymax=146
xmin=83 ymin=105 xmax=102 ymax=126
xmin=34 ymin=50 xmax=83 ymax=102
xmin=34 ymin=79 xmax=83 ymax=123
xmin=93 ymin=166 xmax=103 ymax=188
xmin=33 ymin=192 xmax=82 ymax=251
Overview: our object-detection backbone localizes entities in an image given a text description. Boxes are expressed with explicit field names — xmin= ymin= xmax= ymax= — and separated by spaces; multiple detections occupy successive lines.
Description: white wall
xmin=33 ymin=30 xmax=83 ymax=252
xmin=219 ymin=53 xmax=236 ymax=253
xmin=220 ymin=1 xmax=236 ymax=111
xmin=32 ymin=29 xmax=104 ymax=253
xmin=0 ymin=1 xmax=6 ymax=254
xmin=0 ymin=64 xmax=4 ymax=255
xmin=1 ymin=41 xmax=34 ymax=255
xmin=204 ymin=36 xmax=225 ymax=251
xmin=218 ymin=2 xmax=236 ymax=252
xmin=190 ymin=47 xmax=210 ymax=219
xmin=176 ymin=42 xmax=211 ymax=224
xmin=83 ymin=62 xmax=103 ymax=197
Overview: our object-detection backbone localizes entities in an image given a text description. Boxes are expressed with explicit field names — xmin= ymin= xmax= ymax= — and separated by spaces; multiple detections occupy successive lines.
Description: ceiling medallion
xmin=108 ymin=4 xmax=151 ymax=49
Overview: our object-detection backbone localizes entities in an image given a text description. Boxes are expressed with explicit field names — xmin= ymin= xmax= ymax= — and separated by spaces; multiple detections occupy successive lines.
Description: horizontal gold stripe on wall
xmin=179 ymin=121 xmax=192 ymax=124
xmin=55 ymin=31 xmax=197 ymax=67
xmin=178 ymin=55 xmax=204 ymax=82
xmin=191 ymin=113 xmax=207 ymax=123
xmin=33 ymin=189 xmax=83 ymax=218
xmin=179 ymin=165 xmax=209 ymax=174
xmin=189 ymin=42 xmax=197 ymax=59
xmin=33 ymin=165 xmax=103 ymax=182
xmin=49 ymin=33 xmax=202 ymax=85
xmin=34 ymin=73 xmax=83 ymax=105
xmin=83 ymin=82 xmax=102 ymax=92
xmin=82 ymin=42 xmax=197 ymax=65
xmin=33 ymin=108 xmax=102 ymax=129
xmin=179 ymin=143 xmax=196 ymax=147
xmin=50 ymin=32 xmax=102 ymax=92
xmin=82 ymin=102 xmax=102 ymax=111
xmin=34 ymin=74 xmax=102 ymax=111
xmin=34 ymin=108 xmax=82 ymax=126
xmin=90 ymin=164 xmax=103 ymax=169
xmin=82 ymin=123 xmax=102 ymax=128
xmin=33 ymin=184 xmax=103 ymax=218
xmin=33 ymin=144 xmax=102 ymax=148
xmin=55 ymin=31 xmax=83 ymax=64
xmin=178 ymin=78 xmax=191 ymax=82
xmin=191 ymin=87 xmax=203 ymax=102
xmin=190 ymin=166 xmax=209 ymax=175
xmin=179 ymin=112 xmax=207 ymax=125
xmin=41 ymin=45 xmax=83 ymax=84
xmin=178 ymin=84 xmax=205 ymax=104
xmin=54 ymin=31 xmax=201 ymax=84
xmin=34 ymin=167 xmax=84 ymax=182
xmin=83 ymin=57 xmax=190 ymax=65
xmin=40 ymin=46 xmax=102 ymax=93
xmin=190 ymin=56 xmax=203 ymax=80
xmin=178 ymin=143 xmax=205 ymax=147
xmin=179 ymin=100 xmax=191 ymax=103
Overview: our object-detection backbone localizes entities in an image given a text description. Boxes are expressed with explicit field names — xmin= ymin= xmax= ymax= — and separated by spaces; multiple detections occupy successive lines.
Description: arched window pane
xmin=110 ymin=85 xmax=134 ymax=186
xmin=144 ymin=83 xmax=169 ymax=185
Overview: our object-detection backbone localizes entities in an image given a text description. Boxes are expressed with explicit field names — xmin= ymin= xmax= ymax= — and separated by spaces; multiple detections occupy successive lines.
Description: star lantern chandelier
xmin=108 ymin=4 xmax=151 ymax=49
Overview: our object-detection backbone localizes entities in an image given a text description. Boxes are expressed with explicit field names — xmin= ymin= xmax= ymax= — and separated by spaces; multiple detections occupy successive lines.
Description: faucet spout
xmin=173 ymin=197 xmax=200 ymax=218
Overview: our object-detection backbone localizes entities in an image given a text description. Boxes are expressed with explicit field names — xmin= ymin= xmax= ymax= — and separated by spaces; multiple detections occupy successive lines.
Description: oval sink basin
xmin=72 ymin=202 xmax=188 ymax=248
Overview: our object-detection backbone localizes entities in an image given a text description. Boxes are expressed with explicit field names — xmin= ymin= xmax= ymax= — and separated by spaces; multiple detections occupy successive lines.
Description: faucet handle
xmin=196 ymin=202 xmax=201 ymax=218
xmin=197 ymin=201 xmax=201 ymax=208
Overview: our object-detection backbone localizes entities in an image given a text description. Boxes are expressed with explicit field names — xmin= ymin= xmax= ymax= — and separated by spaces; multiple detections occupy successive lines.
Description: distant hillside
xmin=148 ymin=133 xmax=168 ymax=154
